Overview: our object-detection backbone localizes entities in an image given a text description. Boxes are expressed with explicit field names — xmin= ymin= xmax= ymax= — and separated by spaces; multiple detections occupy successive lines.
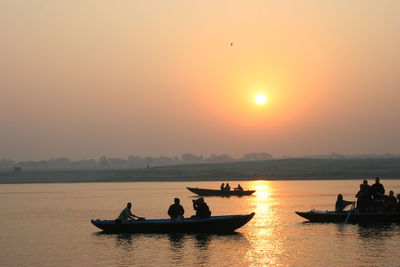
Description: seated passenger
xmin=234 ymin=184 xmax=244 ymax=191
xmin=387 ymin=191 xmax=397 ymax=211
xmin=225 ymin=183 xmax=231 ymax=191
xmin=192 ymin=197 xmax=211 ymax=218
xmin=220 ymin=183 xmax=225 ymax=191
xmin=168 ymin=198 xmax=185 ymax=220
xmin=116 ymin=202 xmax=143 ymax=222
xmin=335 ymin=194 xmax=354 ymax=212
xmin=396 ymin=194 xmax=400 ymax=212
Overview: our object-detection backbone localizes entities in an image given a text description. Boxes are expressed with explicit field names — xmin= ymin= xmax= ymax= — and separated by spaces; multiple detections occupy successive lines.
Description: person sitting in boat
xmin=220 ymin=183 xmax=225 ymax=191
xmin=370 ymin=177 xmax=385 ymax=200
xmin=225 ymin=183 xmax=231 ymax=191
xmin=116 ymin=202 xmax=144 ymax=222
xmin=234 ymin=184 xmax=244 ymax=191
xmin=335 ymin=194 xmax=354 ymax=212
xmin=168 ymin=198 xmax=185 ymax=220
xmin=387 ymin=191 xmax=397 ymax=211
xmin=396 ymin=194 xmax=400 ymax=212
xmin=192 ymin=197 xmax=211 ymax=218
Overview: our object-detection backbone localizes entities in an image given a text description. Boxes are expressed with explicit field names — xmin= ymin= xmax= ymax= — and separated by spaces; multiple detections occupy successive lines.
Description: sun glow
xmin=255 ymin=93 xmax=267 ymax=105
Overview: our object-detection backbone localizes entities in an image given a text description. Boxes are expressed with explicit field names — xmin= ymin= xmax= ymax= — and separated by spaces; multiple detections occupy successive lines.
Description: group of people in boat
xmin=220 ymin=183 xmax=243 ymax=191
xmin=336 ymin=177 xmax=400 ymax=213
xmin=168 ymin=197 xmax=212 ymax=219
xmin=116 ymin=197 xmax=212 ymax=222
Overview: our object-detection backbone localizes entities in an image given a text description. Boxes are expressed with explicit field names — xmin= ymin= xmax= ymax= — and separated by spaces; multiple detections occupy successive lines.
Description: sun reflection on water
xmin=244 ymin=180 xmax=284 ymax=266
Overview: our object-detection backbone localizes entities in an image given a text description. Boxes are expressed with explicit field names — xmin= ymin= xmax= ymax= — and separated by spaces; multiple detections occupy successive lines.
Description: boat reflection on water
xmin=94 ymin=231 xmax=250 ymax=266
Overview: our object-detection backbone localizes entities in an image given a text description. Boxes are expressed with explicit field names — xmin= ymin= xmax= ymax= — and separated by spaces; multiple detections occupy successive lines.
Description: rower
xmin=234 ymin=184 xmax=243 ymax=191
xmin=335 ymin=194 xmax=354 ymax=212
xmin=116 ymin=202 xmax=144 ymax=222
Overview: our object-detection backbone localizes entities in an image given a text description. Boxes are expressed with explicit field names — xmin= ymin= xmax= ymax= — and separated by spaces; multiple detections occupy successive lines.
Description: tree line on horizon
xmin=1 ymin=152 xmax=399 ymax=171
xmin=0 ymin=152 xmax=273 ymax=170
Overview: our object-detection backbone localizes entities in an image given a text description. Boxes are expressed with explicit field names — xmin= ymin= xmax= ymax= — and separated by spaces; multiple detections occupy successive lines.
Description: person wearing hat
xmin=192 ymin=197 xmax=211 ymax=218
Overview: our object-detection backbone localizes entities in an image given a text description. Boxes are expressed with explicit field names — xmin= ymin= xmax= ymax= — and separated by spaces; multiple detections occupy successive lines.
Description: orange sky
xmin=1 ymin=1 xmax=400 ymax=160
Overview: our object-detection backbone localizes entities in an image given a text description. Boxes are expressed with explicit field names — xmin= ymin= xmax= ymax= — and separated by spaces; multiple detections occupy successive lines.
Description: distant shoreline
xmin=1 ymin=158 xmax=400 ymax=184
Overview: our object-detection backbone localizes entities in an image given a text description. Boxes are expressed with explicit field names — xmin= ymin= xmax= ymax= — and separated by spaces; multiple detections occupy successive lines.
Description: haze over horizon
xmin=1 ymin=1 xmax=400 ymax=161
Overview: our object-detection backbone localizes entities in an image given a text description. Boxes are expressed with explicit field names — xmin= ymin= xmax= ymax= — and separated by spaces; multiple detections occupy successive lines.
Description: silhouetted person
xmin=168 ymin=198 xmax=184 ymax=220
xmin=220 ymin=183 xmax=225 ymax=191
xmin=234 ymin=184 xmax=243 ymax=191
xmin=335 ymin=194 xmax=354 ymax=212
xmin=192 ymin=197 xmax=211 ymax=218
xmin=370 ymin=177 xmax=385 ymax=200
xmin=356 ymin=184 xmax=372 ymax=213
xmin=116 ymin=202 xmax=143 ymax=222
xmin=387 ymin=191 xmax=397 ymax=211
xmin=225 ymin=183 xmax=231 ymax=191
xmin=396 ymin=194 xmax=400 ymax=212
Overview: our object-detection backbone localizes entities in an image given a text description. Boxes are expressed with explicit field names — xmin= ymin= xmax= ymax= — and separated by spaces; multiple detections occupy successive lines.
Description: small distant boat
xmin=295 ymin=210 xmax=400 ymax=223
xmin=186 ymin=187 xmax=256 ymax=196
xmin=91 ymin=213 xmax=255 ymax=233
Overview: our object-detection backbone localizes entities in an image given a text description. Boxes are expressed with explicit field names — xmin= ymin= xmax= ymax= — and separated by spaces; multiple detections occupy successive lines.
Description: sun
xmin=255 ymin=93 xmax=267 ymax=105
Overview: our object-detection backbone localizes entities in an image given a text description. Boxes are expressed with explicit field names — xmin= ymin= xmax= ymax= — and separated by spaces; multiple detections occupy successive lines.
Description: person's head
xmin=397 ymin=194 xmax=400 ymax=200
xmin=375 ymin=177 xmax=380 ymax=183
xmin=337 ymin=194 xmax=343 ymax=200
xmin=127 ymin=202 xmax=132 ymax=209
xmin=222 ymin=183 xmax=225 ymax=185
xmin=389 ymin=191 xmax=394 ymax=197
xmin=198 ymin=197 xmax=204 ymax=203
xmin=363 ymin=179 xmax=368 ymax=185
xmin=174 ymin=198 xmax=180 ymax=204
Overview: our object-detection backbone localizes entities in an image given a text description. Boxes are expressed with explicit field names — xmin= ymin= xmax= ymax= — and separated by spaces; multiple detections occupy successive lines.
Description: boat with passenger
xmin=295 ymin=210 xmax=400 ymax=223
xmin=186 ymin=187 xmax=255 ymax=196
xmin=91 ymin=212 xmax=255 ymax=233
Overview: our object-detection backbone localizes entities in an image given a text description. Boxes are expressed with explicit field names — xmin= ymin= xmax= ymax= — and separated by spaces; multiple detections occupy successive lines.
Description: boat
xmin=186 ymin=187 xmax=255 ymax=196
xmin=91 ymin=213 xmax=255 ymax=233
xmin=295 ymin=210 xmax=400 ymax=224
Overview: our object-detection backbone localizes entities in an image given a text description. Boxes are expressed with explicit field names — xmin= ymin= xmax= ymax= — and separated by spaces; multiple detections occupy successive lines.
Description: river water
xmin=1 ymin=180 xmax=400 ymax=266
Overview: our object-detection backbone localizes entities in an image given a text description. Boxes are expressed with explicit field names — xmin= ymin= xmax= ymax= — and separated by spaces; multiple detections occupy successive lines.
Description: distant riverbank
xmin=1 ymin=158 xmax=400 ymax=184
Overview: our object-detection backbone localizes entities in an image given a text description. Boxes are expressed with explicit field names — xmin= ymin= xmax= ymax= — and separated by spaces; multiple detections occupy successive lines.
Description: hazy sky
xmin=1 ymin=1 xmax=400 ymax=160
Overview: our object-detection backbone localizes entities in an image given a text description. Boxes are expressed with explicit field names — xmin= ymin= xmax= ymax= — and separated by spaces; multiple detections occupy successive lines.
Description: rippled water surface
xmin=1 ymin=180 xmax=400 ymax=266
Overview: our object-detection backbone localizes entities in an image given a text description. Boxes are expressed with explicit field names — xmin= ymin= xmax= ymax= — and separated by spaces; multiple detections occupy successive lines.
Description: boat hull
xmin=91 ymin=213 xmax=255 ymax=233
xmin=295 ymin=211 xmax=400 ymax=224
xmin=186 ymin=187 xmax=255 ymax=196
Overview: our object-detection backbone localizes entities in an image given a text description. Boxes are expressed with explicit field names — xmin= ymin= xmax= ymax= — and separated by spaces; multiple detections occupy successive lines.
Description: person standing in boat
xmin=116 ymin=202 xmax=143 ymax=222
xmin=370 ymin=177 xmax=385 ymax=200
xmin=168 ymin=198 xmax=185 ymax=220
xmin=192 ymin=197 xmax=211 ymax=218
xmin=335 ymin=194 xmax=354 ymax=212
xmin=356 ymin=182 xmax=372 ymax=212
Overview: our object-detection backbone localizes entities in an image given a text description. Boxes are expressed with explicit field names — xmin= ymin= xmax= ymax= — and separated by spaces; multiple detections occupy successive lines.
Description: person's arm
xmin=128 ymin=210 xmax=144 ymax=220
xmin=344 ymin=200 xmax=354 ymax=207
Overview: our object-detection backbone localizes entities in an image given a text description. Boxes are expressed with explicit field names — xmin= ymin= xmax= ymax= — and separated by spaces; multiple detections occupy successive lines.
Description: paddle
xmin=343 ymin=202 xmax=355 ymax=224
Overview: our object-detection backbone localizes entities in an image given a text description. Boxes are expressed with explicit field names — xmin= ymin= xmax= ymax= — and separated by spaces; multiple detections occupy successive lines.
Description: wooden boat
xmin=295 ymin=210 xmax=400 ymax=223
xmin=186 ymin=187 xmax=255 ymax=196
xmin=91 ymin=213 xmax=255 ymax=233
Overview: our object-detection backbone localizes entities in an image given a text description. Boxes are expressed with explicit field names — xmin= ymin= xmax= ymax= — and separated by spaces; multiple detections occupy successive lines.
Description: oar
xmin=344 ymin=203 xmax=355 ymax=224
